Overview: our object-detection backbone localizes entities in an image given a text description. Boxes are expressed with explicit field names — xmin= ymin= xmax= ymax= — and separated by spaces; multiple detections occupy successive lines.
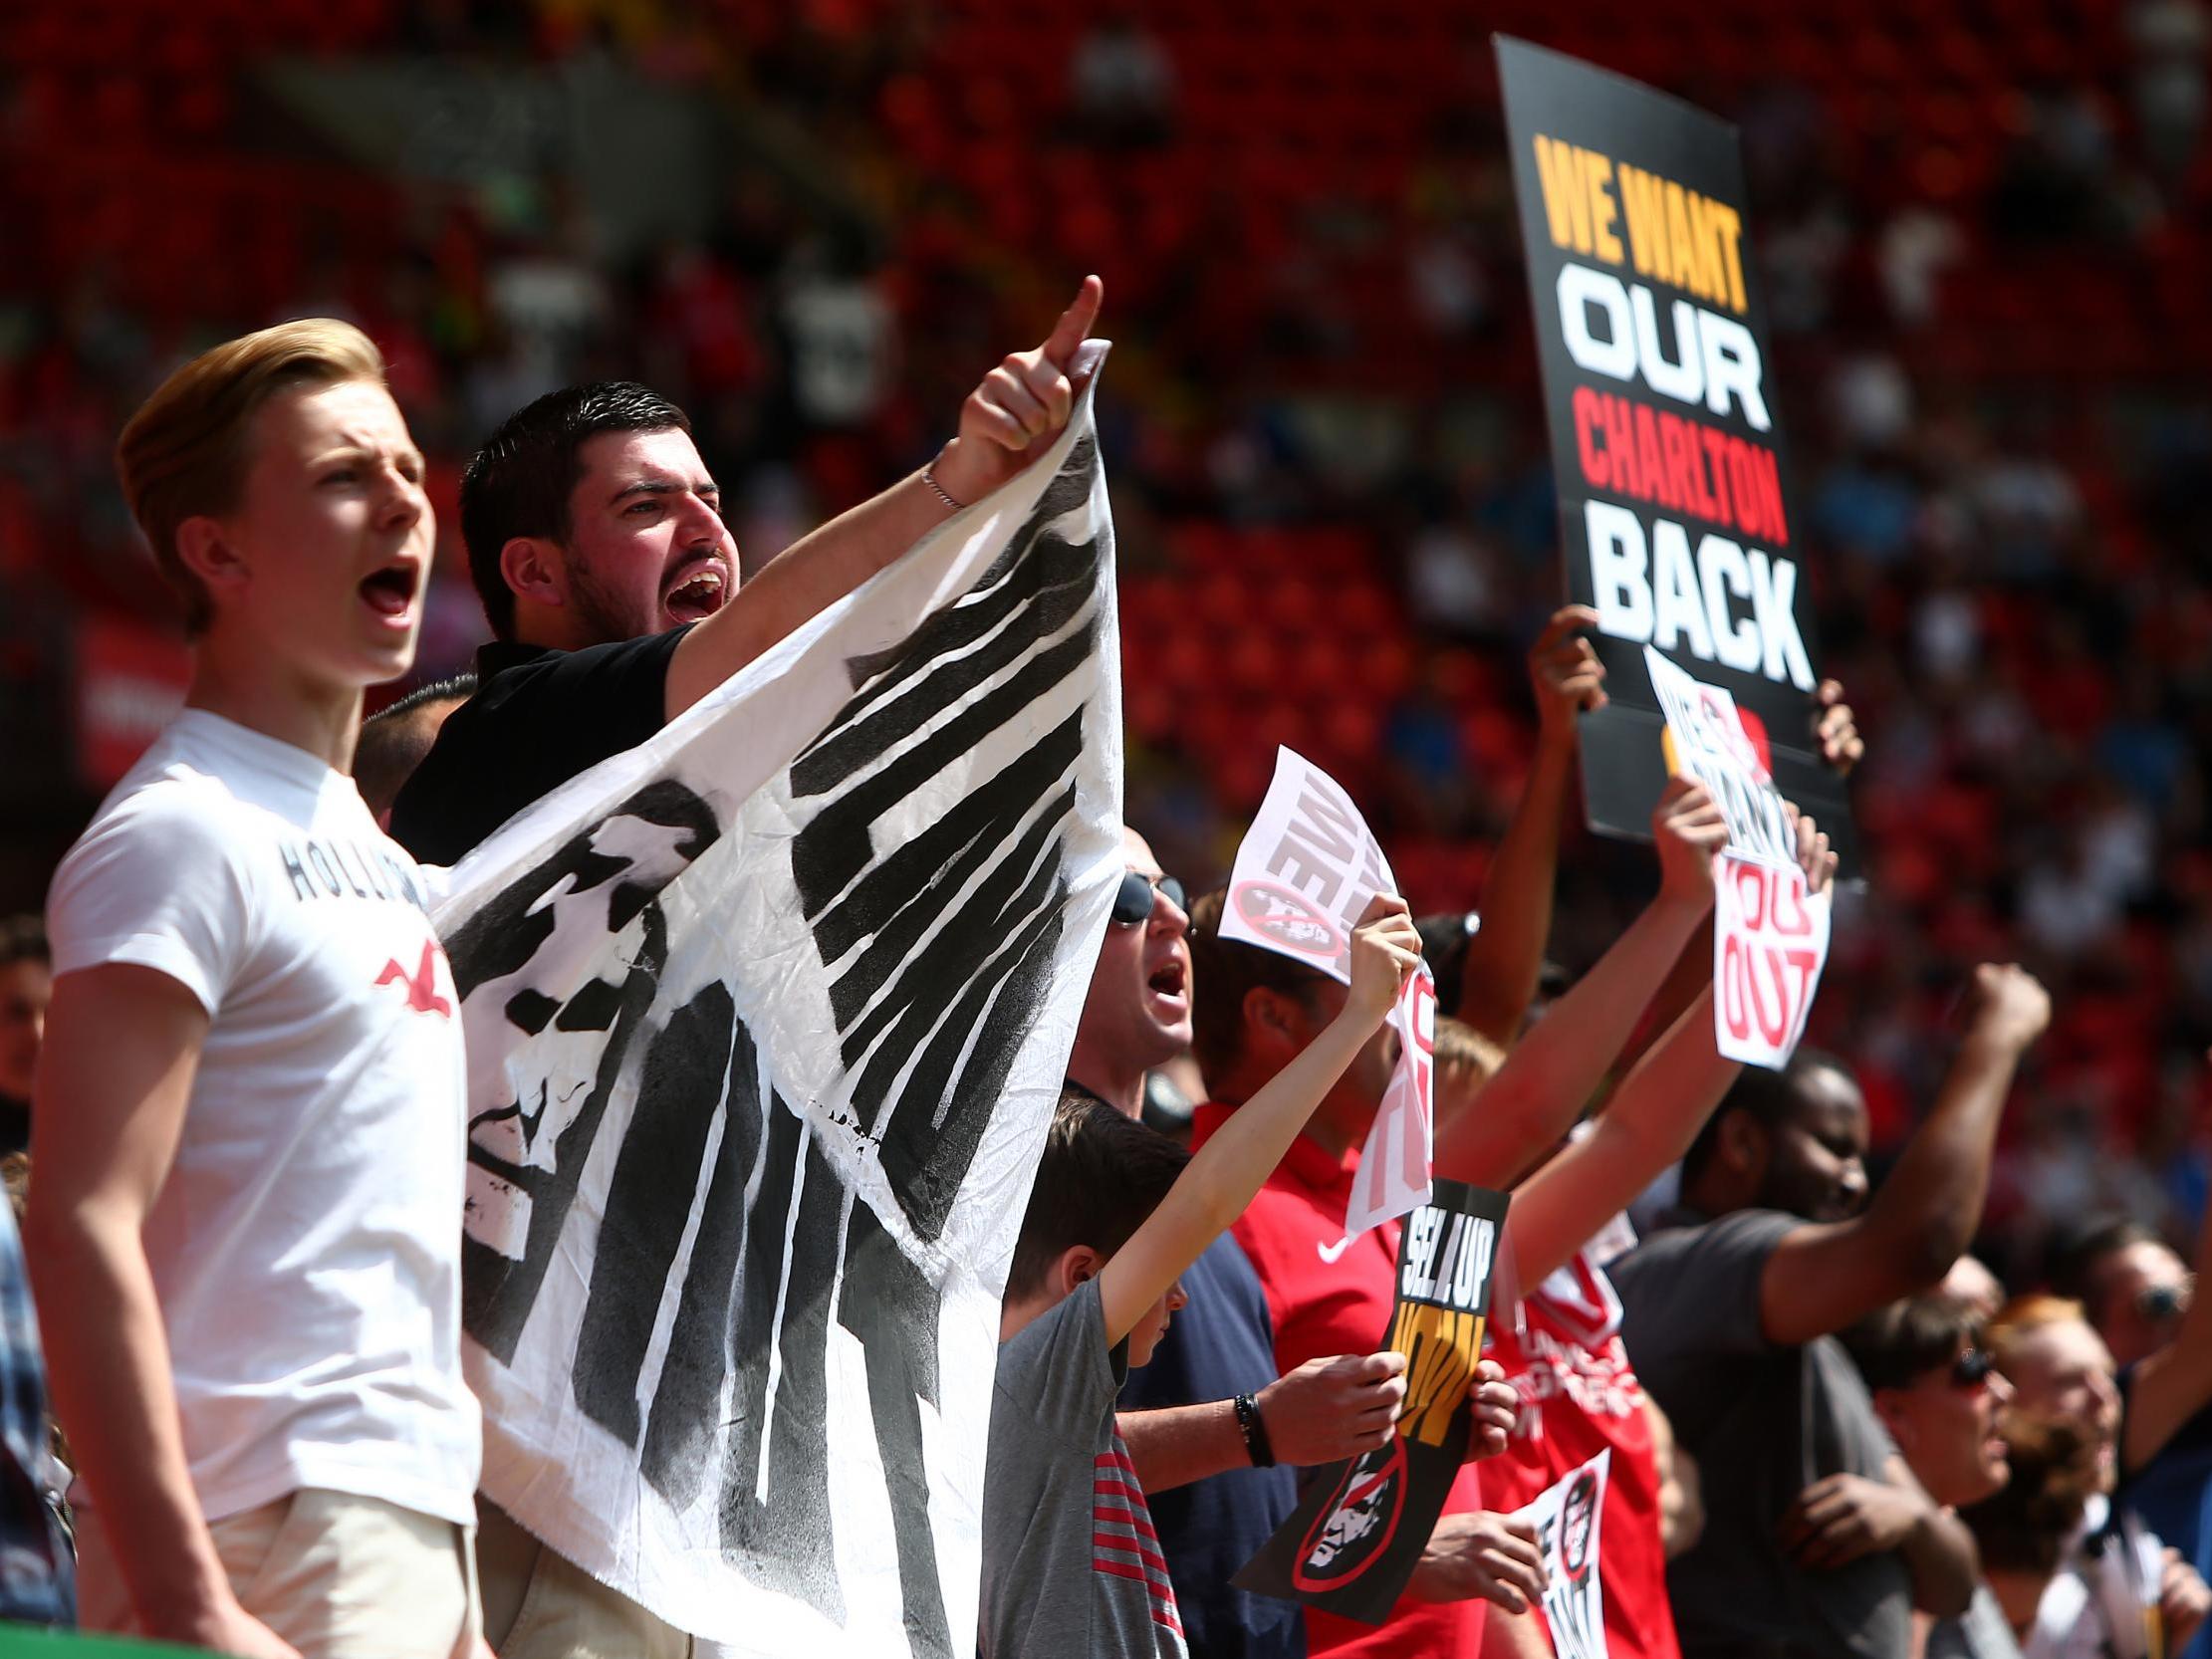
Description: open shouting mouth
xmin=359 ymin=560 xmax=421 ymax=629
xmin=663 ymin=555 xmax=732 ymax=623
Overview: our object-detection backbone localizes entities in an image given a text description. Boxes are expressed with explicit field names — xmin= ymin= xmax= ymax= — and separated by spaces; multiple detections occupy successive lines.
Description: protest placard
xmin=1237 ymin=1181 xmax=1512 ymax=1623
xmin=1220 ymin=747 xmax=1432 ymax=1235
xmin=1220 ymin=748 xmax=1395 ymax=985
xmin=1513 ymin=1450 xmax=1613 ymax=1659
xmin=1498 ymin=36 xmax=1855 ymax=874
xmin=1712 ymin=850 xmax=1829 ymax=1067
xmin=1644 ymin=645 xmax=1831 ymax=1068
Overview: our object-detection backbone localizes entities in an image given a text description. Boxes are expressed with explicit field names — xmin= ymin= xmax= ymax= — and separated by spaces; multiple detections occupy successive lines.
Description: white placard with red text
xmin=1711 ymin=851 xmax=1829 ymax=1067
xmin=1220 ymin=747 xmax=1433 ymax=1236
xmin=1513 ymin=1448 xmax=1612 ymax=1659
xmin=1644 ymin=647 xmax=1831 ymax=1068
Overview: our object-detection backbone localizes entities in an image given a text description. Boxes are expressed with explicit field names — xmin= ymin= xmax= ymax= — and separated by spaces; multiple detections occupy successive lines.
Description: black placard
xmin=1497 ymin=36 xmax=1856 ymax=871
xmin=1235 ymin=1180 xmax=1511 ymax=1624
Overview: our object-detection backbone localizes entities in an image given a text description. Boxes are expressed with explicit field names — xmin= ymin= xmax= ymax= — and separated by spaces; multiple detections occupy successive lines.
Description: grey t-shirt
xmin=1612 ymin=1208 xmax=1913 ymax=1659
xmin=982 ymin=1279 xmax=1188 ymax=1659
xmin=1928 ymin=1585 xmax=2027 ymax=1659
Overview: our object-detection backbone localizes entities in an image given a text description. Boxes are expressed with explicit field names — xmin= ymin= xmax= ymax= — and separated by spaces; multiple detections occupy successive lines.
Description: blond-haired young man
xmin=29 ymin=320 xmax=483 ymax=1658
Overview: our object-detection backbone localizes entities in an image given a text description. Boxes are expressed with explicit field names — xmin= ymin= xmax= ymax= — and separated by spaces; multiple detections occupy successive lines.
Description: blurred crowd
xmin=4 ymin=0 xmax=2212 ymax=1343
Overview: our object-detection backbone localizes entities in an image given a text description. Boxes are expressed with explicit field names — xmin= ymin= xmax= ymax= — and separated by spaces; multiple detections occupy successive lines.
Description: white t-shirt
xmin=2023 ymin=1495 xmax=2165 ymax=1659
xmin=47 ymin=710 xmax=480 ymax=1526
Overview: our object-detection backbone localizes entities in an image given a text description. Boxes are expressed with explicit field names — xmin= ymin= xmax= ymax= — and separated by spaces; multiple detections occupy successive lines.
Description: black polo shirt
xmin=387 ymin=626 xmax=692 ymax=867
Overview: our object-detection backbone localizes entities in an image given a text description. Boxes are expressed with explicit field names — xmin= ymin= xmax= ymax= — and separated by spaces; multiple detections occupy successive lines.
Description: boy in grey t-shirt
xmin=981 ymin=899 xmax=1423 ymax=1659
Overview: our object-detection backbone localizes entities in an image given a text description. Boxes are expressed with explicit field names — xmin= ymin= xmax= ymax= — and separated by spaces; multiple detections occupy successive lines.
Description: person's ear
xmin=1717 ymin=1108 xmax=1769 ymax=1184
xmin=1056 ymin=1244 xmax=1106 ymax=1298
xmin=1243 ymin=985 xmax=1310 ymax=1055
xmin=500 ymin=537 xmax=567 ymax=611
xmin=174 ymin=515 xmax=250 ymax=602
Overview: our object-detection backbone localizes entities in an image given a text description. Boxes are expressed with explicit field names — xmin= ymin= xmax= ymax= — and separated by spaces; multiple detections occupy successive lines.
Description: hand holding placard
xmin=1643 ymin=644 xmax=1837 ymax=1069
xmin=1236 ymin=1181 xmax=1514 ymax=1622
xmin=1219 ymin=747 xmax=1438 ymax=1237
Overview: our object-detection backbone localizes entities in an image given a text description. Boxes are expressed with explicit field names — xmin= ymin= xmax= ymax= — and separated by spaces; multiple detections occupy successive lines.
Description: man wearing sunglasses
xmin=1080 ymin=829 xmax=1420 ymax=1659
xmin=1066 ymin=840 xmax=1193 ymax=1126
xmin=1843 ymin=1296 xmax=2014 ymax=1659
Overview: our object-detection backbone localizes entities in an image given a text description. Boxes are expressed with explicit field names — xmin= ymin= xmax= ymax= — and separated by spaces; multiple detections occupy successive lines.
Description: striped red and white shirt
xmin=983 ymin=1278 xmax=1188 ymax=1658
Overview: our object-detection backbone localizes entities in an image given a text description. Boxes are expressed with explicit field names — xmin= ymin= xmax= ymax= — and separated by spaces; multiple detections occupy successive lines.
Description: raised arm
xmin=663 ymin=277 xmax=1105 ymax=718
xmin=2123 ymin=1076 xmax=2212 ymax=1471
xmin=1455 ymin=605 xmax=1605 ymax=1046
xmin=1757 ymin=966 xmax=2050 ymax=1348
xmin=27 ymin=965 xmax=297 ymax=1658
xmin=1506 ymin=813 xmax=1837 ymax=1283
xmin=1098 ymin=898 xmax=1421 ymax=1347
xmin=1508 ymin=988 xmax=1736 ymax=1281
xmin=1435 ymin=780 xmax=1725 ymax=1191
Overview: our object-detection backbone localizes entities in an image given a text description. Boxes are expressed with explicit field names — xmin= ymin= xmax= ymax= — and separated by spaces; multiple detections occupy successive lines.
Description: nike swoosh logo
xmin=1317 ymin=1236 xmax=1353 ymax=1264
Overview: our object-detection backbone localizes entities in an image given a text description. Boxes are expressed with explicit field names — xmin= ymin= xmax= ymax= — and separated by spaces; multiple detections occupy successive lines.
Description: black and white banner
xmin=430 ymin=353 xmax=1122 ymax=1652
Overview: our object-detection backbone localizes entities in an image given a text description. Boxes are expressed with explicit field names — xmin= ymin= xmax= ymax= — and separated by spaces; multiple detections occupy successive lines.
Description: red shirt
xmin=1192 ymin=1104 xmax=1487 ymax=1659
xmin=1482 ymin=1248 xmax=1681 ymax=1659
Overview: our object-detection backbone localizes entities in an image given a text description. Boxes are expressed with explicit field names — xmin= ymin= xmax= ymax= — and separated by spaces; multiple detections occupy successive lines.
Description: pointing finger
xmin=1040 ymin=275 xmax=1105 ymax=367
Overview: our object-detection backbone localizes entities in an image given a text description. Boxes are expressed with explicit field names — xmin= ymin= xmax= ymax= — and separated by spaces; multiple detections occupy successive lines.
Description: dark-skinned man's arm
xmin=1756 ymin=965 xmax=2049 ymax=1347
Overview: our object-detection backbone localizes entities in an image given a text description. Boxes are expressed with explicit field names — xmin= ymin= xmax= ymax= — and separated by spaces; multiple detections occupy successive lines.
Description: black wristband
xmin=1234 ymin=1392 xmax=1277 ymax=1468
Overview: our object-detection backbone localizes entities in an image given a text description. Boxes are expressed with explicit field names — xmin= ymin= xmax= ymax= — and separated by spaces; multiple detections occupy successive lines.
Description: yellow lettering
xmin=1584 ymin=150 xmax=1624 ymax=266
xmin=1616 ymin=164 xmax=1670 ymax=283
xmin=1389 ymin=1303 xmax=1482 ymax=1447
xmin=1707 ymin=199 xmax=1747 ymax=313
xmin=1662 ymin=181 xmax=1697 ymax=293
xmin=1533 ymin=134 xmax=1593 ymax=255
xmin=1685 ymin=195 xmax=1728 ymax=310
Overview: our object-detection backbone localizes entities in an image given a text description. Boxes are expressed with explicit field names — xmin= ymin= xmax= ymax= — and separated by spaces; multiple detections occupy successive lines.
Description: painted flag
xmin=430 ymin=355 xmax=1123 ymax=1654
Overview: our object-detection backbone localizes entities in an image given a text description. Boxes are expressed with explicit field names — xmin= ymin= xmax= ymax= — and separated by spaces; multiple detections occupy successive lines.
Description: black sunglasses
xmin=1112 ymin=870 xmax=1186 ymax=926
xmin=1950 ymin=1347 xmax=1995 ymax=1390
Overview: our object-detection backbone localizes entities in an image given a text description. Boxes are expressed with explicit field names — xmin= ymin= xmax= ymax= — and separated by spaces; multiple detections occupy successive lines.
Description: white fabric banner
xmin=1642 ymin=646 xmax=1831 ymax=1069
xmin=1513 ymin=1448 xmax=1612 ymax=1659
xmin=1217 ymin=747 xmax=1433 ymax=1237
xmin=429 ymin=355 xmax=1122 ymax=1654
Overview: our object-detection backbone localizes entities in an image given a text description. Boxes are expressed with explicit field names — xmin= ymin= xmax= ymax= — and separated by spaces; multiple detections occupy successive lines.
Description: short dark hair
xmin=1843 ymin=1294 xmax=1981 ymax=1392
xmin=376 ymin=672 xmax=478 ymax=721
xmin=1185 ymin=887 xmax=1333 ymax=1083
xmin=355 ymin=673 xmax=478 ymax=816
xmin=0 ymin=916 xmax=48 ymax=970
xmin=2047 ymin=1216 xmax=2161 ymax=1319
xmin=1007 ymin=1091 xmax=1189 ymax=1303
xmin=460 ymin=381 xmax=691 ymax=639
xmin=1680 ymin=1046 xmax=1850 ymax=1185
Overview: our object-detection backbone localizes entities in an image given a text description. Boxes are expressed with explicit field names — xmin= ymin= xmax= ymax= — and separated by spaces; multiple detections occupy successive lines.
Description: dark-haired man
xmin=392 ymin=282 xmax=1104 ymax=1656
xmin=1843 ymin=1296 xmax=2016 ymax=1659
xmin=1612 ymin=968 xmax=2051 ymax=1659
xmin=391 ymin=278 xmax=1102 ymax=865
